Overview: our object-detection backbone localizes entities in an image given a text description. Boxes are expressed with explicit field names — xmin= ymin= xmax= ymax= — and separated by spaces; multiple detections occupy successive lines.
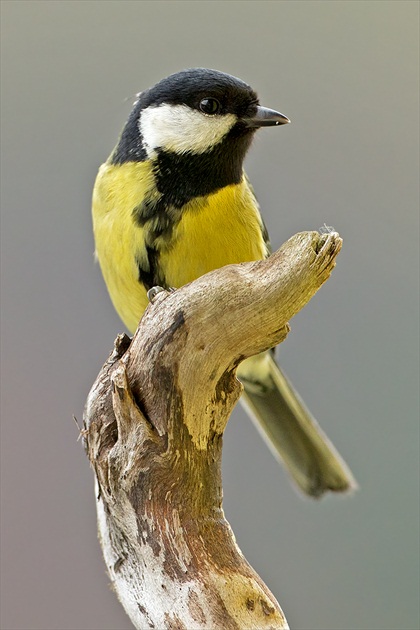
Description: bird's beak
xmin=243 ymin=106 xmax=290 ymax=128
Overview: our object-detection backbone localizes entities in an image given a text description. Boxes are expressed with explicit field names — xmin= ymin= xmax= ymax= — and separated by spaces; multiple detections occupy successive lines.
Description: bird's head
xmin=111 ymin=69 xmax=289 ymax=203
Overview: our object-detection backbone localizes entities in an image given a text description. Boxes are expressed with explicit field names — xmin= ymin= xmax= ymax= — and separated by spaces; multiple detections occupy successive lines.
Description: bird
xmin=92 ymin=68 xmax=355 ymax=497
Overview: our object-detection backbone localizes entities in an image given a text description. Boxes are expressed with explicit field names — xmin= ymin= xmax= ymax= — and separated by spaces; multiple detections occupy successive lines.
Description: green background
xmin=1 ymin=1 xmax=419 ymax=629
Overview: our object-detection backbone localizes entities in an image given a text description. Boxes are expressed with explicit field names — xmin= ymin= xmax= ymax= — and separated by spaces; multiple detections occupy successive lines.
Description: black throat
xmin=152 ymin=129 xmax=253 ymax=207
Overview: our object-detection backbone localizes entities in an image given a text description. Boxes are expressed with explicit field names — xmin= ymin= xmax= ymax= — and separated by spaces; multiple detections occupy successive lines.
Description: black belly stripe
xmin=137 ymin=246 xmax=166 ymax=292
xmin=133 ymin=194 xmax=183 ymax=291
xmin=133 ymin=197 xmax=178 ymax=291
xmin=132 ymin=196 xmax=184 ymax=240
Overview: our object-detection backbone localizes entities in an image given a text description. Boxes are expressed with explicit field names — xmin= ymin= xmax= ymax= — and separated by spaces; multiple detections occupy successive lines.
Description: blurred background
xmin=1 ymin=2 xmax=418 ymax=629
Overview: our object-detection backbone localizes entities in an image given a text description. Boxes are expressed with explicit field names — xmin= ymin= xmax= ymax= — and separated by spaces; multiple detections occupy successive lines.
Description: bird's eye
xmin=199 ymin=98 xmax=221 ymax=115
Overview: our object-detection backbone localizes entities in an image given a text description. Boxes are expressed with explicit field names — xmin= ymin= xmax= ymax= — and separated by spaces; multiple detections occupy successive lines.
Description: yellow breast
xmin=161 ymin=183 xmax=268 ymax=287
xmin=92 ymin=161 xmax=268 ymax=333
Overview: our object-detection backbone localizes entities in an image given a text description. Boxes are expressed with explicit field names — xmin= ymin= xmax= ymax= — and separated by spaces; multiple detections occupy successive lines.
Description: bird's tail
xmin=238 ymin=353 xmax=357 ymax=498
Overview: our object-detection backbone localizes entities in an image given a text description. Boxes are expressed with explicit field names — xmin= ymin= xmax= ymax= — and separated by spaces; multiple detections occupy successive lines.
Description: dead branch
xmin=84 ymin=231 xmax=342 ymax=629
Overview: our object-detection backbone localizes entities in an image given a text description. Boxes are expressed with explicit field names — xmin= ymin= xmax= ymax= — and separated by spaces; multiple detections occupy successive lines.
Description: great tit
xmin=92 ymin=68 xmax=355 ymax=497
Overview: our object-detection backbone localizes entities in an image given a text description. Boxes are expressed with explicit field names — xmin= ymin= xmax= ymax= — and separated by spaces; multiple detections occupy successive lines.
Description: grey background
xmin=1 ymin=1 xmax=419 ymax=629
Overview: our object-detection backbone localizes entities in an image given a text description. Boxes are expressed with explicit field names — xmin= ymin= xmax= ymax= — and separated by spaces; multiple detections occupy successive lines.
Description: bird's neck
xmin=152 ymin=134 xmax=253 ymax=208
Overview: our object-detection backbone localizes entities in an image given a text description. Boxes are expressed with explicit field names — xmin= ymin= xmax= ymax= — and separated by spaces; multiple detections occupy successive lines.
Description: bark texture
xmin=84 ymin=231 xmax=342 ymax=630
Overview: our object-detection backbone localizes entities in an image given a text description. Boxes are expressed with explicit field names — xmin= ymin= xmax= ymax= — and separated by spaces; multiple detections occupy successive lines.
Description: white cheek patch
xmin=139 ymin=104 xmax=236 ymax=158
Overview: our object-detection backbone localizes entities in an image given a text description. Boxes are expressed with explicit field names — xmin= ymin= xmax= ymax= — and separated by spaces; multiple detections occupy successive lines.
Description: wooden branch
xmin=84 ymin=231 xmax=342 ymax=630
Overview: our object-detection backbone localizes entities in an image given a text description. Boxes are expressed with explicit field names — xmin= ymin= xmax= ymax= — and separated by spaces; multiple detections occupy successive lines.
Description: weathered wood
xmin=84 ymin=230 xmax=342 ymax=629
